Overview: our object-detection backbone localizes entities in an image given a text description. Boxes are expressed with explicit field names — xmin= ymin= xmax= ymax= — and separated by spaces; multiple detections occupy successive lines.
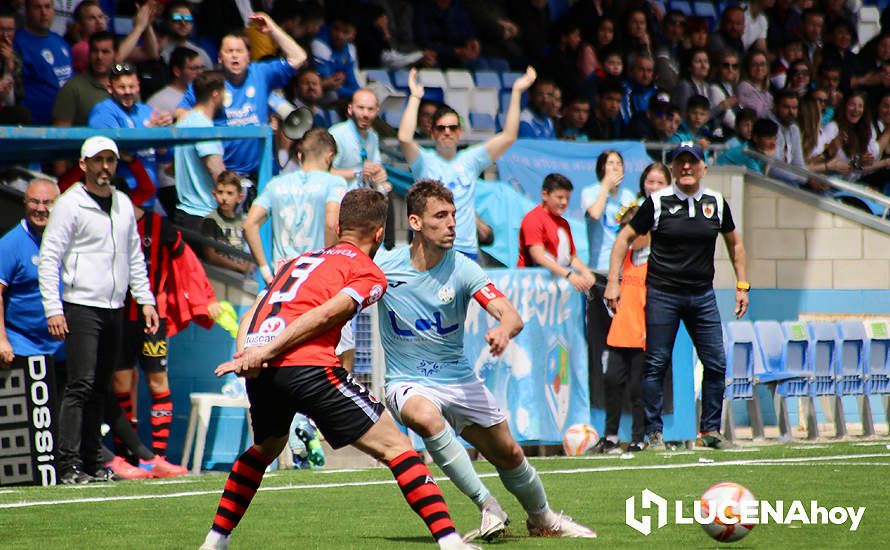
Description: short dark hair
xmin=170 ymin=46 xmax=199 ymax=71
xmin=300 ymin=128 xmax=338 ymax=160
xmin=194 ymin=71 xmax=225 ymax=103
xmin=595 ymin=150 xmax=623 ymax=180
xmin=215 ymin=170 xmax=242 ymax=190
xmin=339 ymin=188 xmax=388 ymax=234
xmin=597 ymin=79 xmax=624 ymax=98
xmin=542 ymin=173 xmax=573 ymax=193
xmin=752 ymin=118 xmax=778 ymax=138
xmin=88 ymin=30 xmax=115 ymax=50
xmin=221 ymin=31 xmax=250 ymax=51
xmin=736 ymin=107 xmax=757 ymax=125
xmin=686 ymin=94 xmax=710 ymax=112
xmin=407 ymin=179 xmax=454 ymax=217
xmin=776 ymin=89 xmax=800 ymax=104
xmin=432 ymin=104 xmax=460 ymax=128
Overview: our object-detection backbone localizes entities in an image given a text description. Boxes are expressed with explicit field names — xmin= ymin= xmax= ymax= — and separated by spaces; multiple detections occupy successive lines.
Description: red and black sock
xmin=150 ymin=390 xmax=173 ymax=456
xmin=114 ymin=391 xmax=134 ymax=456
xmin=210 ymin=447 xmax=274 ymax=536
xmin=388 ymin=450 xmax=456 ymax=541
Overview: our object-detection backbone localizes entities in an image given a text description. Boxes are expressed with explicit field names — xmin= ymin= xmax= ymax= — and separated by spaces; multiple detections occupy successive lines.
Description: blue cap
xmin=670 ymin=141 xmax=705 ymax=162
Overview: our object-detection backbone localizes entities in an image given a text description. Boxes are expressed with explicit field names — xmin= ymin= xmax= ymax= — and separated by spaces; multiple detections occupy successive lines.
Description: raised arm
xmin=485 ymin=66 xmax=537 ymax=160
xmin=249 ymin=12 xmax=307 ymax=69
xmin=397 ymin=68 xmax=424 ymax=164
xmin=242 ymin=203 xmax=272 ymax=283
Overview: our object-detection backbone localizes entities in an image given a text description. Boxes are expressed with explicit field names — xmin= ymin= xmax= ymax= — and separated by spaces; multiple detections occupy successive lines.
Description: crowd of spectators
xmin=0 ymin=0 xmax=887 ymax=273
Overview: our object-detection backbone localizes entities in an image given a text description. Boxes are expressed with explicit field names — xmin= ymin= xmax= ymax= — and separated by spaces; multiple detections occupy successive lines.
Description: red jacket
xmin=165 ymin=244 xmax=216 ymax=337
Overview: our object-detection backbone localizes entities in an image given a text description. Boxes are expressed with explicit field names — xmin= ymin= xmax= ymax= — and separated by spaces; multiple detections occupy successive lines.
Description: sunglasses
xmin=722 ymin=63 xmax=739 ymax=69
xmin=110 ymin=62 xmax=135 ymax=76
xmin=434 ymin=124 xmax=460 ymax=132
xmin=171 ymin=13 xmax=194 ymax=23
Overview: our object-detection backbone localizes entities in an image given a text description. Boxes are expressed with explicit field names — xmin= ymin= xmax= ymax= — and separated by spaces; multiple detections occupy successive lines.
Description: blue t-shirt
xmin=13 ymin=28 xmax=72 ymax=125
xmin=329 ymin=119 xmax=381 ymax=189
xmin=253 ymin=170 xmax=347 ymax=265
xmin=311 ymin=27 xmax=361 ymax=99
xmin=0 ymin=221 xmax=61 ymax=356
xmin=518 ymin=109 xmax=555 ymax=139
xmin=174 ymin=110 xmax=225 ymax=216
xmin=410 ymin=145 xmax=492 ymax=255
xmin=88 ymin=98 xmax=158 ymax=206
xmin=375 ymin=246 xmax=490 ymax=386
xmin=580 ymin=184 xmax=636 ymax=271
xmin=178 ymin=59 xmax=296 ymax=174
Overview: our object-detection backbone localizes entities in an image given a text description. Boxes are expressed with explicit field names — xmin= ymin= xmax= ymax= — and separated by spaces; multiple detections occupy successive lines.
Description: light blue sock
xmin=497 ymin=458 xmax=551 ymax=516
xmin=423 ymin=427 xmax=491 ymax=508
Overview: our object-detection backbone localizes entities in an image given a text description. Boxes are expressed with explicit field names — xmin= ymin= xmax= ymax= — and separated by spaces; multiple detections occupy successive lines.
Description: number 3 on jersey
xmin=268 ymin=256 xmax=325 ymax=304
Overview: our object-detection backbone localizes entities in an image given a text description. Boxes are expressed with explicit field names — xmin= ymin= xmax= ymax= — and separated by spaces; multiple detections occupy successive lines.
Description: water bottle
xmin=221 ymin=374 xmax=246 ymax=399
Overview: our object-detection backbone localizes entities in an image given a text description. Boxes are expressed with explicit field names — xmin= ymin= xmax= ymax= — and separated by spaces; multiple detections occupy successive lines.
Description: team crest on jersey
xmin=438 ymin=285 xmax=455 ymax=304
xmin=223 ymin=90 xmax=233 ymax=108
xmin=31 ymin=255 xmax=39 ymax=266
xmin=369 ymin=284 xmax=384 ymax=304
xmin=246 ymin=86 xmax=256 ymax=98
xmin=41 ymin=49 xmax=54 ymax=64
xmin=702 ymin=202 xmax=715 ymax=219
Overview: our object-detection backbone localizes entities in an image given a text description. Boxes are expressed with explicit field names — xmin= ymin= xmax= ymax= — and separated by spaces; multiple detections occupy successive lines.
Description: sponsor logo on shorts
xmin=142 ymin=339 xmax=167 ymax=358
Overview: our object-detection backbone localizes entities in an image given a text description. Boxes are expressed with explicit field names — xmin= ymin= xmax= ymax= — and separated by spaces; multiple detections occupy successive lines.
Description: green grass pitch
xmin=2 ymin=440 xmax=889 ymax=549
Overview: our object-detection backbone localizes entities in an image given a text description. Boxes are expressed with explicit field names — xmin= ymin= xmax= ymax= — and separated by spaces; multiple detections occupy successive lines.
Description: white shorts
xmin=335 ymin=319 xmax=355 ymax=355
xmin=384 ymin=380 xmax=506 ymax=434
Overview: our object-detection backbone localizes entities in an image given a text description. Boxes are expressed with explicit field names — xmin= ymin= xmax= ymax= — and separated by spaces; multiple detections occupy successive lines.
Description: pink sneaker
xmin=105 ymin=456 xmax=154 ymax=480
xmin=140 ymin=456 xmax=188 ymax=478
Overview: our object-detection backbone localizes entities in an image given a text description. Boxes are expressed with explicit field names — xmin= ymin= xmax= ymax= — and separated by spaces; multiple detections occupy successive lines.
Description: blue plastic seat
xmin=724 ymin=321 xmax=756 ymax=400
xmin=474 ymin=71 xmax=501 ymax=89
xmin=692 ymin=2 xmax=717 ymax=29
xmin=836 ymin=320 xmax=868 ymax=395
xmin=469 ymin=112 xmax=496 ymax=132
xmin=391 ymin=70 xmax=410 ymax=90
xmin=779 ymin=321 xmax=813 ymax=397
xmin=809 ymin=321 xmax=840 ymax=396
xmin=500 ymin=71 xmax=522 ymax=89
xmin=670 ymin=0 xmax=693 ymax=15
xmin=865 ymin=320 xmax=890 ymax=395
xmin=753 ymin=320 xmax=808 ymax=384
xmin=381 ymin=111 xmax=402 ymax=127
xmin=364 ymin=69 xmax=392 ymax=87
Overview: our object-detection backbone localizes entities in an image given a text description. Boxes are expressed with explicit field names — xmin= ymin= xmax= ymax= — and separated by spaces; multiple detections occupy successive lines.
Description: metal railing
xmin=744 ymin=148 xmax=890 ymax=219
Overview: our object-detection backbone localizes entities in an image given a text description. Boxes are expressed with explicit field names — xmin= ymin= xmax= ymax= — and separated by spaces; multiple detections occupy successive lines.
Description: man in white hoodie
xmin=38 ymin=136 xmax=159 ymax=485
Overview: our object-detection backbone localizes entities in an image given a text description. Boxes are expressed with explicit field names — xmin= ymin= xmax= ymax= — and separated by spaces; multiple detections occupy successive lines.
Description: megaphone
xmin=268 ymin=91 xmax=314 ymax=140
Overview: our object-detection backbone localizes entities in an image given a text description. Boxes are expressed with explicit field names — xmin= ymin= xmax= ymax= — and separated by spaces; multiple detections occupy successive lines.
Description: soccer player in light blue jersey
xmin=397 ymin=67 xmax=537 ymax=260
xmin=375 ymin=180 xmax=597 ymax=541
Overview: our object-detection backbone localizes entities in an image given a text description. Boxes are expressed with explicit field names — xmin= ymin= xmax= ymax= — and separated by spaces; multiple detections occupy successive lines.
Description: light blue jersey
xmin=253 ymin=170 xmax=347 ymax=265
xmin=580 ymin=184 xmax=636 ymax=271
xmin=174 ymin=110 xmax=224 ymax=216
xmin=376 ymin=246 xmax=491 ymax=385
xmin=329 ymin=119 xmax=381 ymax=189
xmin=410 ymin=145 xmax=491 ymax=255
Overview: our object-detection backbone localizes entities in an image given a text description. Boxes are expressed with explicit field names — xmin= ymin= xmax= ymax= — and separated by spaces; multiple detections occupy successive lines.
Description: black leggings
xmin=603 ymin=346 xmax=645 ymax=442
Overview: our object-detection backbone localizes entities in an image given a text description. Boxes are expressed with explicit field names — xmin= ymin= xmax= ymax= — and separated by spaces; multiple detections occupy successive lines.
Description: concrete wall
xmin=706 ymin=167 xmax=890 ymax=291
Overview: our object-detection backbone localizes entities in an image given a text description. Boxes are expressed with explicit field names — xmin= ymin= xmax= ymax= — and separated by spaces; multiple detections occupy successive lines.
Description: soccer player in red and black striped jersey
xmin=200 ymin=189 xmax=477 ymax=550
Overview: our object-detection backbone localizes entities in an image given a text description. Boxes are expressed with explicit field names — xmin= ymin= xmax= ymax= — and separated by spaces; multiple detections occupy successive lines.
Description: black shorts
xmin=115 ymin=319 xmax=168 ymax=373
xmin=246 ymin=365 xmax=385 ymax=449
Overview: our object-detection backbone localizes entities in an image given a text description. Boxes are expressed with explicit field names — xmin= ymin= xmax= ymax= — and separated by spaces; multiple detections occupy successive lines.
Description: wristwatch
xmin=736 ymin=280 xmax=751 ymax=291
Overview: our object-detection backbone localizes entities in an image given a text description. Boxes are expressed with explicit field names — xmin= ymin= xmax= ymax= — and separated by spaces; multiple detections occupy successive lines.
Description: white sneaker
xmin=198 ymin=531 xmax=230 ymax=550
xmin=527 ymin=511 xmax=597 ymax=538
xmin=438 ymin=532 xmax=482 ymax=549
xmin=462 ymin=499 xmax=509 ymax=542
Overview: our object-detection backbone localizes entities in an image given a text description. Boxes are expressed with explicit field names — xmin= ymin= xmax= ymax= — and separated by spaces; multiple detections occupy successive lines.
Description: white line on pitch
xmin=1 ymin=452 xmax=887 ymax=510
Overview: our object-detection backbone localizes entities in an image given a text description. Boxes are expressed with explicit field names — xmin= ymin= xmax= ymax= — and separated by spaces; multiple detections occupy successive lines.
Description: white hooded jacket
xmin=39 ymin=183 xmax=155 ymax=318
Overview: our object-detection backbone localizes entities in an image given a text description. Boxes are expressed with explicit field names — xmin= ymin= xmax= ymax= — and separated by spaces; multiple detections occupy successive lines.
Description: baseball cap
xmin=81 ymin=136 xmax=119 ymax=160
xmin=669 ymin=141 xmax=705 ymax=162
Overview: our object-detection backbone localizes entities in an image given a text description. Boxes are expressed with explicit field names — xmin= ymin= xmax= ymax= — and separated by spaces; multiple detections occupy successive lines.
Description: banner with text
xmin=464 ymin=268 xmax=590 ymax=444
xmin=496 ymin=139 xmax=652 ymax=220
